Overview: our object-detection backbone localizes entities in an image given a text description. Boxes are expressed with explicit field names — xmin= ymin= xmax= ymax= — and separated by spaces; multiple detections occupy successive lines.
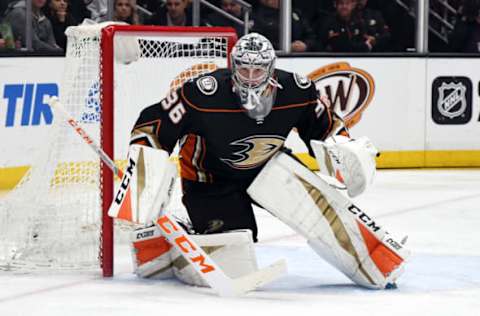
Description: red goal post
xmin=100 ymin=25 xmax=238 ymax=277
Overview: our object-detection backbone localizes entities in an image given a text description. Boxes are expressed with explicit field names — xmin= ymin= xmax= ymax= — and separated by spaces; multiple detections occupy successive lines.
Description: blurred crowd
xmin=0 ymin=0 xmax=479 ymax=53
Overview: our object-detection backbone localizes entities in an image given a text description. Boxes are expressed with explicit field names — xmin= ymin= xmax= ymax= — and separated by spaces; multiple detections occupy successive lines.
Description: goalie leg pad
xmin=247 ymin=152 xmax=409 ymax=289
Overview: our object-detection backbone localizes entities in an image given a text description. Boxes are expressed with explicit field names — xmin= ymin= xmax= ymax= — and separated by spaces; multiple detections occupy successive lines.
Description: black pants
xmin=181 ymin=179 xmax=258 ymax=242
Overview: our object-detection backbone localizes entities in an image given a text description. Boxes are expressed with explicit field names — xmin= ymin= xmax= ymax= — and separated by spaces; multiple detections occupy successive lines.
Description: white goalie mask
xmin=231 ymin=33 xmax=278 ymax=123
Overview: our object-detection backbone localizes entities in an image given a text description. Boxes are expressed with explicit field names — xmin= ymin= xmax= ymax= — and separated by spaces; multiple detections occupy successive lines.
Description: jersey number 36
xmin=160 ymin=91 xmax=186 ymax=124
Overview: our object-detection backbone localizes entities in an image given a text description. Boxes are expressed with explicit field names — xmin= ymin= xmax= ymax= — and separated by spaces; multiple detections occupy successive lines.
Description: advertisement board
xmin=1 ymin=56 xmax=479 ymax=189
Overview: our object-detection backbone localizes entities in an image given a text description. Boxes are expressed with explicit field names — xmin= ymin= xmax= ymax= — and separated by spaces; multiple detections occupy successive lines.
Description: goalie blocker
xmin=108 ymin=145 xmax=177 ymax=224
xmin=247 ymin=151 xmax=410 ymax=289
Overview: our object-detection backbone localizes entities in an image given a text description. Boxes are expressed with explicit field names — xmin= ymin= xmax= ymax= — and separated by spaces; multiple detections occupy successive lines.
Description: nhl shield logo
xmin=432 ymin=77 xmax=472 ymax=125
xmin=437 ymin=82 xmax=466 ymax=119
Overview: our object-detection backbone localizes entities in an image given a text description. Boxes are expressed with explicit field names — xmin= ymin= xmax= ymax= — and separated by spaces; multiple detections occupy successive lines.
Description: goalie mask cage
xmin=0 ymin=24 xmax=237 ymax=276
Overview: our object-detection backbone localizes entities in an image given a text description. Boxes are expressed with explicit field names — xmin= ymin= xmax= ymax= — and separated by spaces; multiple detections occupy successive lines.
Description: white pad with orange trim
xmin=131 ymin=225 xmax=260 ymax=288
xmin=108 ymin=145 xmax=177 ymax=224
xmin=311 ymin=135 xmax=378 ymax=198
xmin=131 ymin=224 xmax=174 ymax=279
xmin=248 ymin=151 xmax=409 ymax=289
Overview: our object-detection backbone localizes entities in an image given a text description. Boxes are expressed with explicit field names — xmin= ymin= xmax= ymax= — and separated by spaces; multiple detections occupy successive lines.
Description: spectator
xmin=0 ymin=20 xmax=17 ymax=50
xmin=44 ymin=0 xmax=77 ymax=51
xmin=114 ymin=0 xmax=140 ymax=24
xmin=149 ymin=0 xmax=192 ymax=26
xmin=449 ymin=0 xmax=480 ymax=53
xmin=3 ymin=0 xmax=63 ymax=52
xmin=317 ymin=0 xmax=376 ymax=52
xmin=137 ymin=0 xmax=162 ymax=13
xmin=86 ymin=0 xmax=107 ymax=22
xmin=205 ymin=0 xmax=246 ymax=37
xmin=251 ymin=0 xmax=316 ymax=52
xmin=355 ymin=0 xmax=391 ymax=51
xmin=243 ymin=0 xmax=258 ymax=8
xmin=368 ymin=0 xmax=414 ymax=51
xmin=1 ymin=0 xmax=18 ymax=17
xmin=69 ymin=0 xmax=90 ymax=23
xmin=293 ymin=0 xmax=334 ymax=25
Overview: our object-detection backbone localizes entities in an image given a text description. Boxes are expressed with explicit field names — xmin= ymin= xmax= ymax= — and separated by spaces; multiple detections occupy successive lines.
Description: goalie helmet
xmin=231 ymin=32 xmax=278 ymax=124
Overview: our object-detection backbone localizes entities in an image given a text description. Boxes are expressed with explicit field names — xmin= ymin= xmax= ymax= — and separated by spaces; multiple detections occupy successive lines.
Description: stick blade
xmin=232 ymin=259 xmax=287 ymax=295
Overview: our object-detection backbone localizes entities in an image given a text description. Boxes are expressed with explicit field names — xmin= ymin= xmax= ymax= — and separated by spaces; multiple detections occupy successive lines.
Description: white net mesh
xmin=0 ymin=23 xmax=234 ymax=272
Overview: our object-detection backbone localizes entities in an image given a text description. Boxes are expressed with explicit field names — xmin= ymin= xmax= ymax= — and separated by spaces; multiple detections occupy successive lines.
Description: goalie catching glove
xmin=311 ymin=135 xmax=378 ymax=198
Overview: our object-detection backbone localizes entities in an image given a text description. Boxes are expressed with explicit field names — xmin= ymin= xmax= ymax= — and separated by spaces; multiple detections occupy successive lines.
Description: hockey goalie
xmin=109 ymin=32 xmax=409 ymax=291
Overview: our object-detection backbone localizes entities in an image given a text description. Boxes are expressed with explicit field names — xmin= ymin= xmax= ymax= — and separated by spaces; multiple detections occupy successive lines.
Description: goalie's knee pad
xmin=248 ymin=151 xmax=410 ymax=289
xmin=131 ymin=224 xmax=174 ymax=279
xmin=131 ymin=225 xmax=258 ymax=287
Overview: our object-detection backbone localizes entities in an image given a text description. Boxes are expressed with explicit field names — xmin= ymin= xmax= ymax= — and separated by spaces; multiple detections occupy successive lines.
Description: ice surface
xmin=1 ymin=169 xmax=479 ymax=316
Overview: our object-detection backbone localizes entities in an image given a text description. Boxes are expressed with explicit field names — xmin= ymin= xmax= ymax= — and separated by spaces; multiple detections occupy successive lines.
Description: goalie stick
xmin=47 ymin=97 xmax=124 ymax=180
xmin=46 ymin=96 xmax=287 ymax=297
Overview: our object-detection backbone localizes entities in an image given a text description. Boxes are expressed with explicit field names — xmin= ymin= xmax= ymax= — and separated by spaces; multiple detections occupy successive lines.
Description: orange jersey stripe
xmin=179 ymin=134 xmax=198 ymax=181
xmin=271 ymin=100 xmax=317 ymax=111
xmin=131 ymin=139 xmax=148 ymax=146
xmin=198 ymin=137 xmax=212 ymax=183
xmin=134 ymin=119 xmax=162 ymax=136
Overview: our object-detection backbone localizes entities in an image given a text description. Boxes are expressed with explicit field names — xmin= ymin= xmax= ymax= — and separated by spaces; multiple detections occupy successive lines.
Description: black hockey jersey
xmin=130 ymin=68 xmax=335 ymax=183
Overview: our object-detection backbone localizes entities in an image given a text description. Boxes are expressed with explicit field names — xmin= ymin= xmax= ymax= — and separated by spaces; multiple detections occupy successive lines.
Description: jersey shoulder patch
xmin=293 ymin=73 xmax=312 ymax=90
xmin=196 ymin=75 xmax=218 ymax=96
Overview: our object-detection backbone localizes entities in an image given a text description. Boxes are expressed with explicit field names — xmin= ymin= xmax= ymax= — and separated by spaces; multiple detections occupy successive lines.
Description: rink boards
xmin=1 ymin=56 xmax=479 ymax=189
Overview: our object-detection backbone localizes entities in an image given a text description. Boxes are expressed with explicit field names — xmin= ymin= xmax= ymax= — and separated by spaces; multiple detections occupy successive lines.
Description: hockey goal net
xmin=0 ymin=23 xmax=237 ymax=276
